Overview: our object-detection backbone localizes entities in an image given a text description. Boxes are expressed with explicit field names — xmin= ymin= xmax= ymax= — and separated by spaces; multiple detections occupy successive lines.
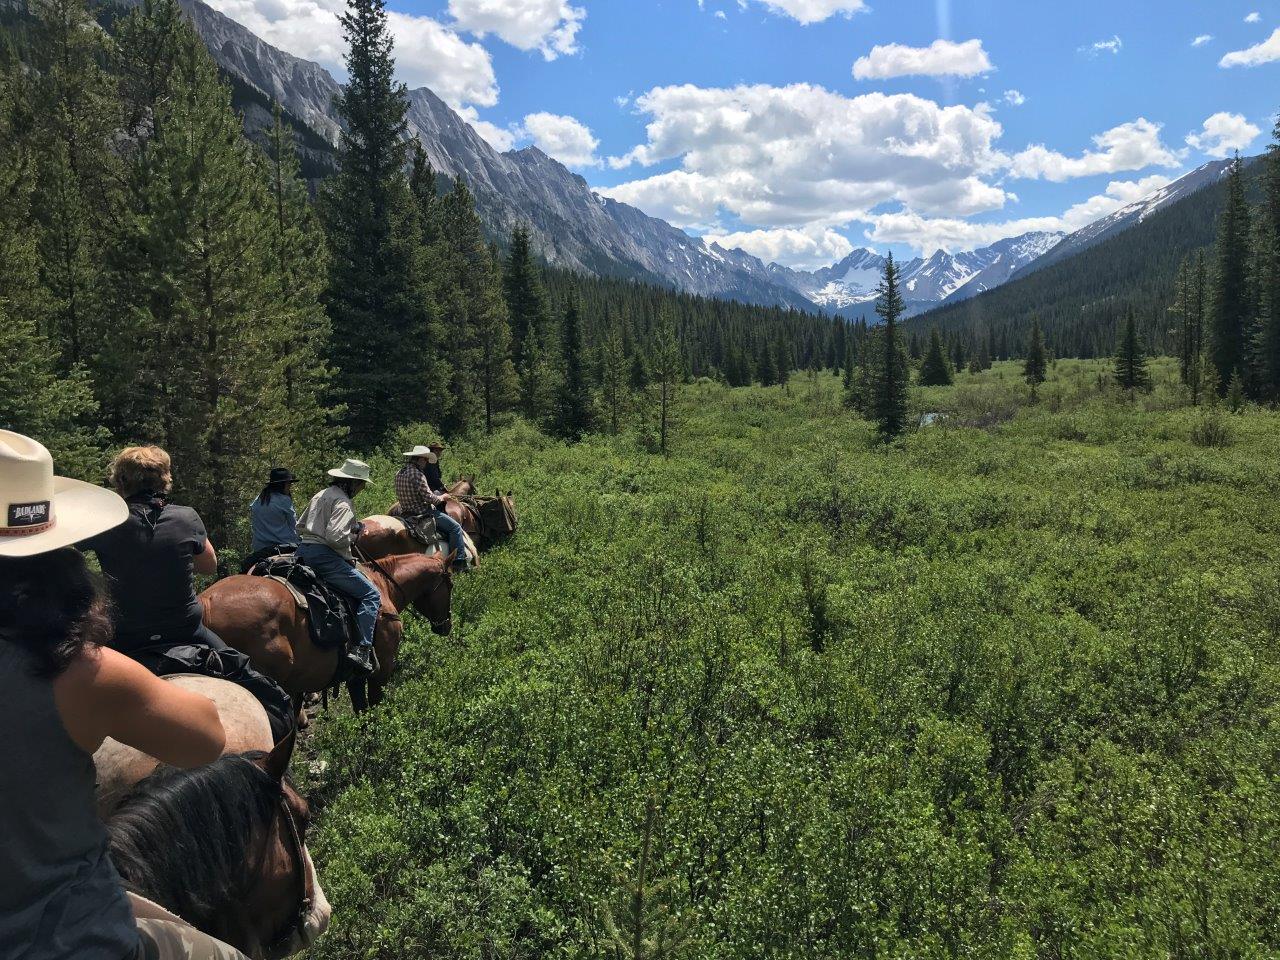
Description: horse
xmin=107 ymin=731 xmax=331 ymax=959
xmin=199 ymin=552 xmax=453 ymax=711
xmin=94 ymin=675 xmax=273 ymax=819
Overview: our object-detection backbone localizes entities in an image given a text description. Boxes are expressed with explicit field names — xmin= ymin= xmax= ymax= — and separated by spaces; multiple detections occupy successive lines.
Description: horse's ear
xmin=257 ymin=729 xmax=297 ymax=783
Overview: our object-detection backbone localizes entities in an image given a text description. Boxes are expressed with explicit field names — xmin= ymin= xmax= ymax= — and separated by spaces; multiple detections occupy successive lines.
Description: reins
xmin=264 ymin=791 xmax=314 ymax=954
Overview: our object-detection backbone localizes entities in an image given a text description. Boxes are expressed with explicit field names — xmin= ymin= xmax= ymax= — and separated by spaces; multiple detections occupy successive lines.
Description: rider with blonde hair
xmin=0 ymin=430 xmax=249 ymax=959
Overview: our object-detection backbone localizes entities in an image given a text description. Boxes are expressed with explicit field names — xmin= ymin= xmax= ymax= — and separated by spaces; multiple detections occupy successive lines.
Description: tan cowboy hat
xmin=0 ymin=431 xmax=129 ymax=557
xmin=327 ymin=458 xmax=371 ymax=482
xmin=401 ymin=445 xmax=433 ymax=459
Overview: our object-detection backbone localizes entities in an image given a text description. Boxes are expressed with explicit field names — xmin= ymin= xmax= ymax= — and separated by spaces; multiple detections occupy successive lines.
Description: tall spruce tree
xmin=870 ymin=253 xmax=909 ymax=439
xmin=30 ymin=0 xmax=119 ymax=368
xmin=651 ymin=307 xmax=681 ymax=455
xmin=322 ymin=0 xmax=432 ymax=443
xmin=600 ymin=324 xmax=628 ymax=434
xmin=1253 ymin=119 xmax=1280 ymax=401
xmin=1114 ymin=310 xmax=1151 ymax=392
xmin=553 ymin=298 xmax=592 ymax=439
xmin=1024 ymin=320 xmax=1048 ymax=396
xmin=918 ymin=327 xmax=953 ymax=386
xmin=0 ymin=59 xmax=103 ymax=476
xmin=1209 ymin=154 xmax=1252 ymax=395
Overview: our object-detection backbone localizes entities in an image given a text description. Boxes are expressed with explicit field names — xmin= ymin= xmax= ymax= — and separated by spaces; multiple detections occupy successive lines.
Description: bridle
xmin=264 ymin=791 xmax=314 ymax=956
xmin=355 ymin=547 xmax=452 ymax=631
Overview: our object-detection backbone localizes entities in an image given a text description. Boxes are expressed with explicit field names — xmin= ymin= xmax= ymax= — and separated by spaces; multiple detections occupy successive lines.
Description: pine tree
xmin=600 ymin=324 xmax=628 ymax=434
xmin=1024 ymin=319 xmax=1048 ymax=397
xmin=0 ymin=60 xmax=103 ymax=476
xmin=29 ymin=0 xmax=119 ymax=368
xmin=553 ymin=298 xmax=591 ymax=439
xmin=651 ymin=307 xmax=681 ymax=455
xmin=1209 ymin=154 xmax=1252 ymax=394
xmin=1114 ymin=309 xmax=1151 ymax=393
xmin=918 ymin=327 xmax=953 ymax=386
xmin=756 ymin=343 xmax=779 ymax=387
xmin=870 ymin=253 xmax=909 ymax=439
xmin=1253 ymin=119 xmax=1280 ymax=402
xmin=321 ymin=0 xmax=433 ymax=444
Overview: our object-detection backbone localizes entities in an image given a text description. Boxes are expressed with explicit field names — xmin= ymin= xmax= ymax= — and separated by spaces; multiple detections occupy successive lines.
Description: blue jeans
xmin=297 ymin=543 xmax=380 ymax=648
xmin=435 ymin=508 xmax=466 ymax=563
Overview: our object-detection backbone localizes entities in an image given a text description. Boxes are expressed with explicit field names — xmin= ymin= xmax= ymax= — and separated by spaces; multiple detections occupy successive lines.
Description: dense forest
xmin=0 ymin=0 xmax=843 ymax=555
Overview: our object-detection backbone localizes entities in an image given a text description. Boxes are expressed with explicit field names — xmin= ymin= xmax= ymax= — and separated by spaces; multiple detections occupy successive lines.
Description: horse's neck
xmin=371 ymin=554 xmax=445 ymax=610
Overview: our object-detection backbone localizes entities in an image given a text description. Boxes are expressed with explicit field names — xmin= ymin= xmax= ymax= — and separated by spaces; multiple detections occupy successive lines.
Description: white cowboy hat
xmin=327 ymin=458 xmax=371 ymax=482
xmin=401 ymin=445 xmax=433 ymax=459
xmin=0 ymin=431 xmax=129 ymax=557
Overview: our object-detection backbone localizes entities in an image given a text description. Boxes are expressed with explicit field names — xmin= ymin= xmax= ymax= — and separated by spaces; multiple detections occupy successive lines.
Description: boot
xmin=345 ymin=644 xmax=373 ymax=677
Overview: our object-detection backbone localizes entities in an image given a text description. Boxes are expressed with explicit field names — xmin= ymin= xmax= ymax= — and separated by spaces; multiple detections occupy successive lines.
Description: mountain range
xmin=109 ymin=0 xmax=1246 ymax=321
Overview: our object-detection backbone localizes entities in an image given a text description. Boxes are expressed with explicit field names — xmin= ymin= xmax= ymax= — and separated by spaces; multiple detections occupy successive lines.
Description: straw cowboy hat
xmin=327 ymin=459 xmax=371 ymax=482
xmin=0 ymin=430 xmax=129 ymax=557
xmin=401 ymin=445 xmax=433 ymax=459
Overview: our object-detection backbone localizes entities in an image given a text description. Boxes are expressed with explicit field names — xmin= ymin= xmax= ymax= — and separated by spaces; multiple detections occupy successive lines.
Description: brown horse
xmin=107 ymin=731 xmax=331 ymax=958
xmin=200 ymin=552 xmax=453 ymax=711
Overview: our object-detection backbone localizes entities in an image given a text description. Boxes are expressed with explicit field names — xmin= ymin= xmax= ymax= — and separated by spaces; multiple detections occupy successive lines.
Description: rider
xmin=423 ymin=440 xmax=447 ymax=494
xmin=296 ymin=459 xmax=379 ymax=678
xmin=77 ymin=446 xmax=295 ymax=742
xmin=396 ymin=444 xmax=469 ymax=572
xmin=249 ymin=467 xmax=299 ymax=554
xmin=0 ymin=429 xmax=250 ymax=960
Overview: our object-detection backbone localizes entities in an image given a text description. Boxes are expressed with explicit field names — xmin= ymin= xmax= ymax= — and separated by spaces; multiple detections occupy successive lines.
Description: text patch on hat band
xmin=4 ymin=500 xmax=53 ymax=535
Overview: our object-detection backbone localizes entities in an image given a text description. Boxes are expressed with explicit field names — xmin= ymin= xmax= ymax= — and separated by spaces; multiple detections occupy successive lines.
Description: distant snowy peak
xmin=762 ymin=231 xmax=1064 ymax=318
xmin=1016 ymin=160 xmax=1235 ymax=278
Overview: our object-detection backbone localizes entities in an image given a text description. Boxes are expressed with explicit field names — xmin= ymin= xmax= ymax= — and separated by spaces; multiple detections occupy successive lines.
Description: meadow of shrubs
xmin=302 ymin=359 xmax=1280 ymax=959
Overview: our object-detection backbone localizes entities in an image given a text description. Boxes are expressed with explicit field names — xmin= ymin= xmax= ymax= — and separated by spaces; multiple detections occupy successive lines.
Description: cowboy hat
xmin=268 ymin=467 xmax=297 ymax=484
xmin=0 ymin=430 xmax=129 ymax=557
xmin=327 ymin=459 xmax=371 ymax=482
xmin=427 ymin=440 xmax=445 ymax=451
xmin=401 ymin=445 xmax=433 ymax=459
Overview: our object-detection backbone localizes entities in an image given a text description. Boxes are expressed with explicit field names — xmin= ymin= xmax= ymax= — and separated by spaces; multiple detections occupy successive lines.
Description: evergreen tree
xmin=651 ymin=307 xmax=681 ymax=455
xmin=0 ymin=60 xmax=103 ymax=476
xmin=756 ymin=343 xmax=779 ymax=387
xmin=870 ymin=253 xmax=909 ymax=439
xmin=553 ymin=298 xmax=591 ymax=439
xmin=918 ymin=327 xmax=954 ymax=386
xmin=30 ymin=0 xmax=119 ymax=368
xmin=600 ymin=324 xmax=628 ymax=434
xmin=841 ymin=333 xmax=856 ymax=392
xmin=1253 ymin=119 xmax=1280 ymax=402
xmin=321 ymin=0 xmax=433 ymax=443
xmin=1209 ymin=154 xmax=1253 ymax=395
xmin=773 ymin=333 xmax=791 ymax=387
xmin=504 ymin=226 xmax=550 ymax=367
xmin=908 ymin=331 xmax=921 ymax=361
xmin=1113 ymin=310 xmax=1151 ymax=392
xmin=1024 ymin=320 xmax=1048 ymax=397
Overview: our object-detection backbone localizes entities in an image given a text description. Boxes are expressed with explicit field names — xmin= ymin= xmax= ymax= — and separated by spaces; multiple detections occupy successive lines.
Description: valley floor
xmin=304 ymin=360 xmax=1280 ymax=958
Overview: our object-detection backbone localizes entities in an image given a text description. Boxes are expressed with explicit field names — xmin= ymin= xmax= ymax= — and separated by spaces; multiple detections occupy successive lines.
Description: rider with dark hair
xmin=78 ymin=446 xmax=295 ymax=742
xmin=249 ymin=467 xmax=299 ymax=554
xmin=0 ymin=430 xmax=248 ymax=959
xmin=296 ymin=459 xmax=380 ymax=678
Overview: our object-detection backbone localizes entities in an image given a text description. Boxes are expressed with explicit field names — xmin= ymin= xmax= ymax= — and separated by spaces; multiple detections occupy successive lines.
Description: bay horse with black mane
xmin=200 ymin=551 xmax=453 ymax=711
xmin=107 ymin=732 xmax=330 ymax=959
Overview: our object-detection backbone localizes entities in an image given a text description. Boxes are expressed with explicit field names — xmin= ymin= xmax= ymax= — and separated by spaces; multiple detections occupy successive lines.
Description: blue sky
xmin=207 ymin=0 xmax=1280 ymax=267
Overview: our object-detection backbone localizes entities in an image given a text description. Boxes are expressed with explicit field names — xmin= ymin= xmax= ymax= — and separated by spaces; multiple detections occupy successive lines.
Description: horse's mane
xmin=107 ymin=754 xmax=282 ymax=944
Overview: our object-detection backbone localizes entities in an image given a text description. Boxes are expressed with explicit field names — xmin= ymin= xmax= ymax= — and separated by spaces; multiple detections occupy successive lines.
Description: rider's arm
xmin=54 ymin=646 xmax=226 ymax=764
xmin=193 ymin=539 xmax=218 ymax=575
xmin=327 ymin=497 xmax=358 ymax=551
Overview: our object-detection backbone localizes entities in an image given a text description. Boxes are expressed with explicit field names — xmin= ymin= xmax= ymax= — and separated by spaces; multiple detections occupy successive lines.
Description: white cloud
xmin=518 ymin=111 xmax=600 ymax=166
xmin=1003 ymin=89 xmax=1026 ymax=106
xmin=746 ymin=0 xmax=867 ymax=24
xmin=1080 ymin=35 xmax=1122 ymax=56
xmin=1221 ymin=27 xmax=1280 ymax=67
xmin=1246 ymin=11 xmax=1261 ymax=23
xmin=853 ymin=39 xmax=994 ymax=80
xmin=1192 ymin=34 xmax=1213 ymax=47
xmin=865 ymin=174 xmax=1175 ymax=253
xmin=703 ymin=226 xmax=854 ymax=270
xmin=601 ymin=84 xmax=1011 ymax=229
xmin=447 ymin=0 xmax=585 ymax=60
xmin=1186 ymin=112 xmax=1262 ymax=157
xmin=459 ymin=107 xmax=517 ymax=150
xmin=715 ymin=9 xmax=727 ymax=18
xmin=203 ymin=0 xmax=498 ymax=108
xmin=1009 ymin=118 xmax=1182 ymax=181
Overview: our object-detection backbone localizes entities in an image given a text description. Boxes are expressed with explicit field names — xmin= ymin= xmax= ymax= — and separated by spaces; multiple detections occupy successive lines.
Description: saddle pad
xmin=248 ymin=555 xmax=355 ymax=651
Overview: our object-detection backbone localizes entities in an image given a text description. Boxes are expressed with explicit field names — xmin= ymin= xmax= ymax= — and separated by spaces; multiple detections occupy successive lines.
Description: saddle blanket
xmin=247 ymin=554 xmax=355 ymax=651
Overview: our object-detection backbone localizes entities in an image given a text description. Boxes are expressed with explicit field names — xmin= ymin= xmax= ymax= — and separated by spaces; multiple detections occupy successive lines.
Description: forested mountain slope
xmin=906 ymin=155 xmax=1265 ymax=357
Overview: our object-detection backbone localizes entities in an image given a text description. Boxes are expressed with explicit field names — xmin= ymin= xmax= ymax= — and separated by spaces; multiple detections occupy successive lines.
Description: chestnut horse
xmin=108 ymin=731 xmax=331 ymax=958
xmin=200 ymin=552 xmax=453 ymax=711
xmin=360 ymin=477 xmax=483 ymax=562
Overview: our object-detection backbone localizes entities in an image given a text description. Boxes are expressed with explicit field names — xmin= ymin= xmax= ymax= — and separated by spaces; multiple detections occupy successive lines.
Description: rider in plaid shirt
xmin=396 ymin=447 xmax=469 ymax=572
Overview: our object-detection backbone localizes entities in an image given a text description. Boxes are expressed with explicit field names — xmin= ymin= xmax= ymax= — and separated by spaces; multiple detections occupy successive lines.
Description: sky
xmin=203 ymin=0 xmax=1280 ymax=269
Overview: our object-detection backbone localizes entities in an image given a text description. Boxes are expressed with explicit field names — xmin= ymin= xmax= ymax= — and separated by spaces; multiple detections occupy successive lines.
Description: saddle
xmin=387 ymin=506 xmax=440 ymax=547
xmin=247 ymin=553 xmax=358 ymax=653
xmin=472 ymin=494 xmax=517 ymax=546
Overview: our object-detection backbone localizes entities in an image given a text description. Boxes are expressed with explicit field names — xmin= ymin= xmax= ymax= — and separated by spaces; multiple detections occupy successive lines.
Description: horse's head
xmin=413 ymin=561 xmax=454 ymax=636
xmin=108 ymin=732 xmax=331 ymax=958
